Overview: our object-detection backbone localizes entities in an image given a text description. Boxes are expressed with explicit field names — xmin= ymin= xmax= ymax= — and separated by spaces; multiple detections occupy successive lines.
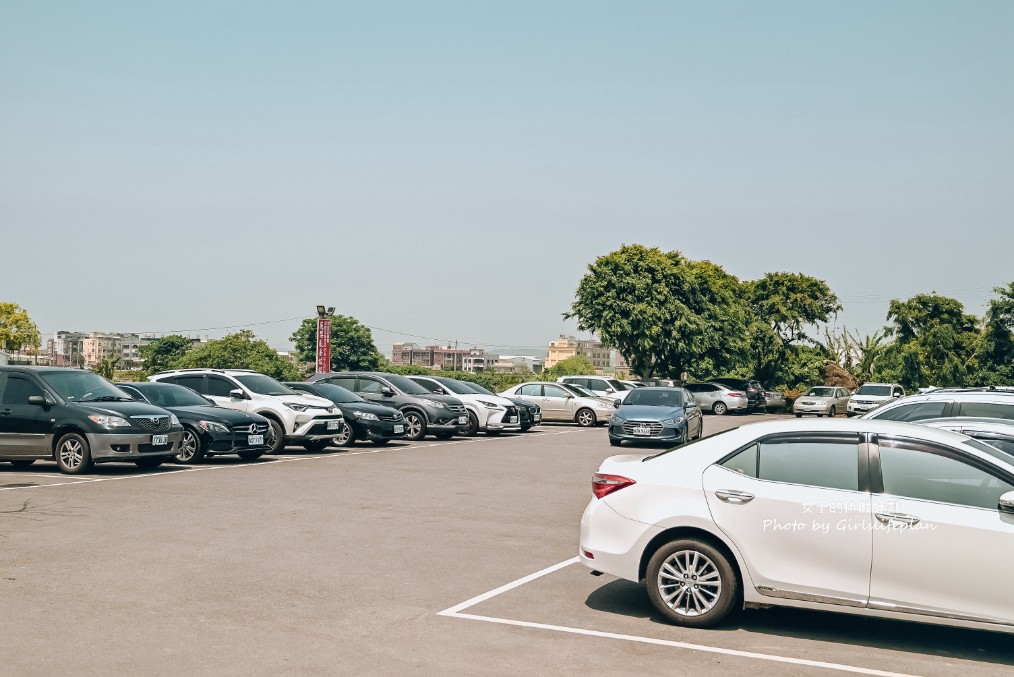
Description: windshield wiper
xmin=81 ymin=395 xmax=132 ymax=402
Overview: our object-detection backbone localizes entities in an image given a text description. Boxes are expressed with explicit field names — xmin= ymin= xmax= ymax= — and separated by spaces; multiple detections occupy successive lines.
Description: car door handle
xmin=715 ymin=490 xmax=755 ymax=504
xmin=875 ymin=512 xmax=921 ymax=527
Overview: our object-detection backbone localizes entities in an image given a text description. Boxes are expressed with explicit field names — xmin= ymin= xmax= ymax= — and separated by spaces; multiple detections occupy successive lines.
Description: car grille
xmin=853 ymin=400 xmax=874 ymax=405
xmin=233 ymin=423 xmax=270 ymax=435
xmin=131 ymin=415 xmax=171 ymax=432
xmin=447 ymin=403 xmax=466 ymax=415
xmin=621 ymin=421 xmax=664 ymax=436
xmin=378 ymin=412 xmax=402 ymax=422
xmin=503 ymin=406 xmax=518 ymax=419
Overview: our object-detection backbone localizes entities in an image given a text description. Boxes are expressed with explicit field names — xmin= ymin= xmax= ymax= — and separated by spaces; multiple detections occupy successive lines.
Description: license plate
xmin=248 ymin=434 xmax=264 ymax=445
xmin=327 ymin=420 xmax=341 ymax=430
xmin=393 ymin=424 xmax=404 ymax=434
xmin=509 ymin=416 xmax=518 ymax=424
xmin=458 ymin=416 xmax=467 ymax=425
xmin=533 ymin=414 xmax=541 ymax=422
xmin=632 ymin=426 xmax=652 ymax=436
xmin=151 ymin=434 xmax=168 ymax=446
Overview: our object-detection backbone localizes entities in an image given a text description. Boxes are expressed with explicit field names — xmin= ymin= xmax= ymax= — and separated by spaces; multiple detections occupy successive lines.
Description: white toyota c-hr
xmin=580 ymin=418 xmax=1014 ymax=633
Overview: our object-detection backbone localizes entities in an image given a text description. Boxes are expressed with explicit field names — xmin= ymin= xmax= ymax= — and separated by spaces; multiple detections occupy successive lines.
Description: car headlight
xmin=419 ymin=399 xmax=446 ymax=409
xmin=814 ymin=400 xmax=827 ymax=405
xmin=661 ymin=417 xmax=685 ymax=426
xmin=594 ymin=401 xmax=611 ymax=409
xmin=354 ymin=411 xmax=379 ymax=421
xmin=87 ymin=414 xmax=131 ymax=428
xmin=170 ymin=414 xmax=180 ymax=426
xmin=477 ymin=400 xmax=504 ymax=410
xmin=198 ymin=420 xmax=230 ymax=433
xmin=284 ymin=402 xmax=309 ymax=412
xmin=612 ymin=415 xmax=626 ymax=424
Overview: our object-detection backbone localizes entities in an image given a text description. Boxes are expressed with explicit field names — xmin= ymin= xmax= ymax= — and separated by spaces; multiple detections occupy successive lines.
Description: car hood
xmin=270 ymin=393 xmax=335 ymax=409
xmin=74 ymin=400 xmax=175 ymax=418
xmin=616 ymin=404 xmax=683 ymax=420
xmin=166 ymin=405 xmax=270 ymax=424
xmin=455 ymin=393 xmax=516 ymax=408
xmin=410 ymin=393 xmax=464 ymax=407
xmin=508 ymin=398 xmax=538 ymax=409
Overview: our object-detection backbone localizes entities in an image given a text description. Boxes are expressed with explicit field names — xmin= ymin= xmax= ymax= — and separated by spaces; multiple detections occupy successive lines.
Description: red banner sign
xmin=316 ymin=318 xmax=331 ymax=374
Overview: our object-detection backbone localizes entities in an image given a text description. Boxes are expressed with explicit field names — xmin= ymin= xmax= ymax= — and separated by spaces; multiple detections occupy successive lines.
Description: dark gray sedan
xmin=607 ymin=387 xmax=704 ymax=446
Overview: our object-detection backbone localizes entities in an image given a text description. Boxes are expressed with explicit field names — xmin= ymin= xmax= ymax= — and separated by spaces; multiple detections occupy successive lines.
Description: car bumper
xmin=87 ymin=430 xmax=183 ymax=461
xmin=848 ymin=402 xmax=882 ymax=415
xmin=429 ymin=411 xmax=469 ymax=431
xmin=793 ymin=404 xmax=832 ymax=415
xmin=579 ymin=498 xmax=660 ymax=582
xmin=291 ymin=416 xmax=345 ymax=440
xmin=353 ymin=419 xmax=408 ymax=440
xmin=607 ymin=421 xmax=685 ymax=442
xmin=723 ymin=397 xmax=750 ymax=411
xmin=484 ymin=409 xmax=522 ymax=431
xmin=204 ymin=430 xmax=273 ymax=455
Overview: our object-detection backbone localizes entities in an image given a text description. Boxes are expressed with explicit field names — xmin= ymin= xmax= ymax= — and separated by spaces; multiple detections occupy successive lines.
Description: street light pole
xmin=315 ymin=305 xmax=335 ymax=374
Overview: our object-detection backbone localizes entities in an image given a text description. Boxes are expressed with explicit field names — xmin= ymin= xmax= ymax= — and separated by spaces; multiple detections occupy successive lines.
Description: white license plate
xmin=393 ymin=424 xmax=404 ymax=434
xmin=509 ymin=416 xmax=518 ymax=424
xmin=248 ymin=434 xmax=264 ymax=445
xmin=632 ymin=426 xmax=652 ymax=436
xmin=458 ymin=416 xmax=467 ymax=425
xmin=533 ymin=414 xmax=541 ymax=422
xmin=327 ymin=420 xmax=341 ymax=430
xmin=151 ymin=434 xmax=168 ymax=446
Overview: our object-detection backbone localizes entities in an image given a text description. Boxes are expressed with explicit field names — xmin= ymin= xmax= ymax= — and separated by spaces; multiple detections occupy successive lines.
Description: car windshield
xmin=132 ymin=383 xmax=212 ymax=407
xmin=434 ymin=378 xmax=475 ymax=395
xmin=624 ymin=389 xmax=684 ymax=407
xmin=461 ymin=382 xmax=495 ymax=396
xmin=857 ymin=385 xmax=892 ymax=396
xmin=40 ymin=371 xmax=132 ymax=402
xmin=305 ymin=383 xmax=364 ymax=404
xmin=560 ymin=383 xmax=595 ymax=397
xmin=234 ymin=374 xmax=296 ymax=396
xmin=806 ymin=387 xmax=836 ymax=397
xmin=382 ymin=374 xmax=431 ymax=395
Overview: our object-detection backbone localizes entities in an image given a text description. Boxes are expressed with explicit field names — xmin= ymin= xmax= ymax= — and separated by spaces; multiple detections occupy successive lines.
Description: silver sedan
xmin=793 ymin=386 xmax=852 ymax=417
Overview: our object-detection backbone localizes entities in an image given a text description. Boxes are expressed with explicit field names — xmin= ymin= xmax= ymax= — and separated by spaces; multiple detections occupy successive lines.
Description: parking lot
xmin=1 ymin=415 xmax=1012 ymax=677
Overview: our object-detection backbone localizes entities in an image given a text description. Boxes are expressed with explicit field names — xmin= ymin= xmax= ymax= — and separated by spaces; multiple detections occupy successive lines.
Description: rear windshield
xmin=857 ymin=385 xmax=891 ymax=396
xmin=625 ymin=389 xmax=684 ymax=407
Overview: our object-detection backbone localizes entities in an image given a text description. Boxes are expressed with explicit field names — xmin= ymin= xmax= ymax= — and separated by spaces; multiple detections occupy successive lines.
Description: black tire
xmin=520 ymin=424 xmax=532 ymax=432
xmin=829 ymin=406 xmax=837 ymax=418
xmin=795 ymin=413 xmax=803 ymax=418
xmin=134 ymin=456 xmax=165 ymax=469
xmin=846 ymin=412 xmax=856 ymax=418
xmin=54 ymin=432 xmax=94 ymax=475
xmin=575 ymin=408 xmax=597 ymax=427
xmin=712 ymin=402 xmax=728 ymax=416
xmin=646 ymin=538 xmax=740 ymax=628
xmin=302 ymin=439 xmax=332 ymax=451
xmin=609 ymin=437 xmax=622 ymax=447
xmin=461 ymin=412 xmax=480 ymax=437
xmin=434 ymin=431 xmax=455 ymax=440
xmin=403 ymin=411 xmax=427 ymax=441
xmin=10 ymin=459 xmax=36 ymax=468
xmin=678 ymin=426 xmax=689 ymax=445
xmin=175 ymin=427 xmax=206 ymax=464
xmin=265 ymin=418 xmax=285 ymax=454
xmin=485 ymin=430 xmax=502 ymax=436
xmin=333 ymin=421 xmax=356 ymax=447
xmin=370 ymin=439 xmax=391 ymax=446
xmin=817 ymin=413 xmax=824 ymax=418
xmin=237 ymin=449 xmax=263 ymax=461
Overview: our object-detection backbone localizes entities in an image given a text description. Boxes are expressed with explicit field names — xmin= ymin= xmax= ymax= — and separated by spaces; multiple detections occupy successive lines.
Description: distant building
xmin=462 ymin=349 xmax=490 ymax=373
xmin=544 ymin=335 xmax=610 ymax=372
xmin=390 ymin=343 xmax=470 ymax=371
xmin=493 ymin=355 xmax=544 ymax=374
xmin=48 ymin=331 xmax=153 ymax=370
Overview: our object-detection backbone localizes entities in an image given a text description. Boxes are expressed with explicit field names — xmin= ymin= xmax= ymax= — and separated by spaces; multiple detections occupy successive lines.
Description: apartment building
xmin=49 ymin=331 xmax=148 ymax=370
xmin=390 ymin=343 xmax=470 ymax=371
xmin=544 ymin=335 xmax=611 ymax=371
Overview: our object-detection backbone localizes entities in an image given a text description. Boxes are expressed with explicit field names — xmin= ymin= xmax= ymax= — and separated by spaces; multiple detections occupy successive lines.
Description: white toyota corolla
xmin=580 ymin=418 xmax=1014 ymax=632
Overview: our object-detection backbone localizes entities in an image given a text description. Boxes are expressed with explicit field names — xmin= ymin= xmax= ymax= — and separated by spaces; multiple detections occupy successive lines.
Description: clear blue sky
xmin=2 ymin=1 xmax=1011 ymax=354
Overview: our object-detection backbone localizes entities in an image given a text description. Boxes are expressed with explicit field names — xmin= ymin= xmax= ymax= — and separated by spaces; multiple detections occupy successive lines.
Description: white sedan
xmin=580 ymin=418 xmax=1014 ymax=632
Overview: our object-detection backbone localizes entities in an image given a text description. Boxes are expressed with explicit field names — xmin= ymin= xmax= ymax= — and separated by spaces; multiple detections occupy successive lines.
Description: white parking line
xmin=0 ymin=427 xmax=593 ymax=492
xmin=437 ymin=559 xmax=920 ymax=677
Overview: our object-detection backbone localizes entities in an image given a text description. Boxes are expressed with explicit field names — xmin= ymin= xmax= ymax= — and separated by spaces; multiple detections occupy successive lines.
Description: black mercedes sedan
xmin=285 ymin=382 xmax=407 ymax=447
xmin=117 ymin=382 xmax=273 ymax=464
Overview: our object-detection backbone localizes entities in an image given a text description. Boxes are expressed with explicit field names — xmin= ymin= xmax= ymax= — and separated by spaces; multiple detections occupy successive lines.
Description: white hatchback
xmin=580 ymin=418 xmax=1014 ymax=632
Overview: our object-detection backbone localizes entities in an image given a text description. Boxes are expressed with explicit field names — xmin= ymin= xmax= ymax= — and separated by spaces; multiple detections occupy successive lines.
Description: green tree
xmin=972 ymin=282 xmax=1014 ymax=385
xmin=544 ymin=355 xmax=597 ymax=379
xmin=139 ymin=334 xmax=194 ymax=375
xmin=290 ymin=315 xmax=384 ymax=372
xmin=174 ymin=330 xmax=302 ymax=380
xmin=883 ymin=294 xmax=978 ymax=389
xmin=0 ymin=302 xmax=42 ymax=354
xmin=567 ymin=245 xmax=749 ymax=379
xmin=94 ymin=355 xmax=119 ymax=379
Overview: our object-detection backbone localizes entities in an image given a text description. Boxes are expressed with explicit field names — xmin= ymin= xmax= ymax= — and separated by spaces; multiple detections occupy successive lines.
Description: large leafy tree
xmin=290 ymin=315 xmax=384 ymax=372
xmin=174 ymin=330 xmax=302 ymax=380
xmin=883 ymin=294 xmax=978 ymax=389
xmin=972 ymin=282 xmax=1014 ymax=384
xmin=0 ymin=302 xmax=41 ymax=354
xmin=544 ymin=355 xmax=597 ymax=379
xmin=567 ymin=245 xmax=749 ymax=379
xmin=139 ymin=334 xmax=194 ymax=375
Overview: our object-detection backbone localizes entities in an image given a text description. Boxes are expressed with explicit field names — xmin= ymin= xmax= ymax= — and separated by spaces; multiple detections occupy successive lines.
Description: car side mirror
xmin=28 ymin=395 xmax=48 ymax=407
xmin=893 ymin=393 xmax=901 ymax=398
xmin=229 ymin=389 xmax=247 ymax=400
xmin=381 ymin=386 xmax=394 ymax=397
xmin=613 ymin=399 xmax=621 ymax=408
xmin=999 ymin=491 xmax=1014 ymax=514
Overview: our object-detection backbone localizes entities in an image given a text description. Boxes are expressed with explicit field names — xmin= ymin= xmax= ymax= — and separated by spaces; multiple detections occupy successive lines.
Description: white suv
xmin=557 ymin=375 xmax=631 ymax=402
xmin=847 ymin=382 xmax=905 ymax=417
xmin=149 ymin=369 xmax=344 ymax=453
xmin=407 ymin=375 xmax=521 ymax=436
xmin=862 ymin=388 xmax=1014 ymax=423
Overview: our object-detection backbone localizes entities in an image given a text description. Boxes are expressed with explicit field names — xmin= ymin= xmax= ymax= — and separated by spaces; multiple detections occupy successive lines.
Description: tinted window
xmin=118 ymin=385 xmax=146 ymax=402
xmin=518 ymin=384 xmax=541 ymax=397
xmin=433 ymin=378 xmax=475 ymax=395
xmin=206 ymin=377 xmax=236 ymax=398
xmin=878 ymin=439 xmax=1014 ymax=510
xmin=411 ymin=378 xmax=444 ymax=395
xmin=957 ymin=402 xmax=1014 ymax=421
xmin=544 ymin=385 xmax=570 ymax=398
xmin=857 ymin=385 xmax=892 ymax=396
xmin=136 ymin=384 xmax=211 ymax=407
xmin=381 ymin=374 xmax=430 ymax=395
xmin=325 ymin=377 xmax=358 ymax=391
xmin=301 ymin=383 xmax=363 ymax=404
xmin=624 ymin=389 xmax=683 ymax=407
xmin=172 ymin=376 xmax=207 ymax=393
xmin=722 ymin=436 xmax=860 ymax=491
xmin=1 ymin=375 xmax=43 ymax=405
xmin=358 ymin=378 xmax=385 ymax=394
xmin=872 ymin=401 xmax=948 ymax=422
xmin=587 ymin=379 xmax=609 ymax=391
xmin=40 ymin=371 xmax=130 ymax=402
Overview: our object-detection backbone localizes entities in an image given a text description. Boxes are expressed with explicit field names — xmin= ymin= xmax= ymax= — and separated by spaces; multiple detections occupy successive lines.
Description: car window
xmin=518 ymin=384 xmax=542 ymax=397
xmin=878 ymin=439 xmax=1014 ymax=510
xmin=327 ymin=377 xmax=359 ymax=391
xmin=205 ymin=376 xmax=236 ymax=398
xmin=544 ymin=385 xmax=570 ymax=398
xmin=118 ymin=385 xmax=145 ymax=402
xmin=171 ymin=375 xmax=205 ymax=393
xmin=722 ymin=436 xmax=860 ymax=492
xmin=1 ymin=375 xmax=44 ymax=405
xmin=358 ymin=378 xmax=384 ymax=394
xmin=588 ymin=379 xmax=608 ymax=391
xmin=872 ymin=401 xmax=949 ymax=422
xmin=412 ymin=379 xmax=444 ymax=395
xmin=957 ymin=402 xmax=1014 ymax=421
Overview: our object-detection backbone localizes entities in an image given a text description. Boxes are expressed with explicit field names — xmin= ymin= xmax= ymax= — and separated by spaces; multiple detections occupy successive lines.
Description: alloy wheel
xmin=335 ymin=422 xmax=353 ymax=446
xmin=177 ymin=430 xmax=200 ymax=462
xmin=576 ymin=409 xmax=595 ymax=427
xmin=59 ymin=438 xmax=85 ymax=470
xmin=405 ymin=413 xmax=423 ymax=439
xmin=656 ymin=550 xmax=723 ymax=617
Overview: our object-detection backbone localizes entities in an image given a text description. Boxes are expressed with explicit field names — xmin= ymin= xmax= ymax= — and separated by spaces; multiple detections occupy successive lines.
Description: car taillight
xmin=728 ymin=392 xmax=743 ymax=397
xmin=592 ymin=473 xmax=636 ymax=499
